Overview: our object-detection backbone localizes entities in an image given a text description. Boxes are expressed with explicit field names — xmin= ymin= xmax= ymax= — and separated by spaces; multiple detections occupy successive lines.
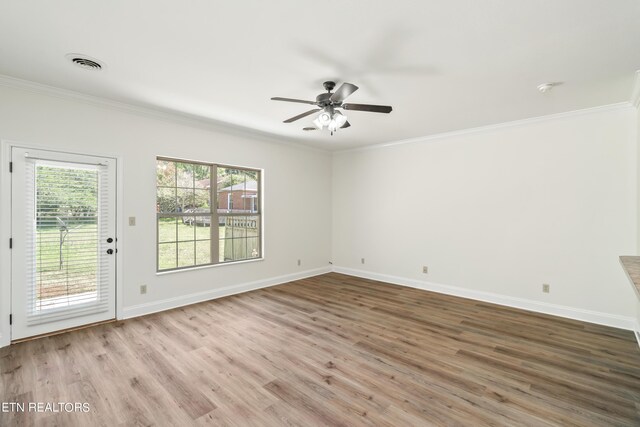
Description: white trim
xmin=0 ymin=141 xmax=12 ymax=348
xmin=3 ymin=262 xmax=636 ymax=347
xmin=332 ymin=266 xmax=637 ymax=331
xmin=336 ymin=102 xmax=634 ymax=154
xmin=115 ymin=154 xmax=124 ymax=320
xmin=1 ymin=74 xmax=636 ymax=155
xmin=121 ymin=266 xmax=331 ymax=319
xmin=630 ymin=70 xmax=640 ymax=108
xmin=155 ymin=257 xmax=264 ymax=276
xmin=0 ymin=140 xmax=123 ymax=348
xmin=0 ymin=74 xmax=327 ymax=154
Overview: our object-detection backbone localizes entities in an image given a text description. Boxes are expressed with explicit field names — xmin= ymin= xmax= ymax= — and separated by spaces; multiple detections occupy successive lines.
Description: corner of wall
xmin=636 ymin=104 xmax=640 ymax=253
xmin=331 ymin=105 xmax=638 ymax=330
xmin=635 ymin=96 xmax=640 ymax=333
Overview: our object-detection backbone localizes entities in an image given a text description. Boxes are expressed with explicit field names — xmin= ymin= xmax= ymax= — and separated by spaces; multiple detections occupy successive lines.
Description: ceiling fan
xmin=271 ymin=81 xmax=392 ymax=135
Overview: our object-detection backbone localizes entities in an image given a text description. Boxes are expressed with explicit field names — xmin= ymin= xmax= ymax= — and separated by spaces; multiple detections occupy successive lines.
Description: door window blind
xmin=24 ymin=158 xmax=111 ymax=325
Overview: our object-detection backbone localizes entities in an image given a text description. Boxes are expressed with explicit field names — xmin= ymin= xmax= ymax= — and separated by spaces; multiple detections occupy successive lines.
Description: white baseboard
xmin=5 ymin=265 xmax=637 ymax=350
xmin=121 ymin=266 xmax=331 ymax=320
xmin=333 ymin=266 xmax=638 ymax=331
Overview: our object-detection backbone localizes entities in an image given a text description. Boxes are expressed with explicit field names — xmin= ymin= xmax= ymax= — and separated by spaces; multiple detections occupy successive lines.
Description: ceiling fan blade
xmin=340 ymin=120 xmax=351 ymax=129
xmin=303 ymin=127 xmax=317 ymax=131
xmin=342 ymin=103 xmax=393 ymax=113
xmin=283 ymin=109 xmax=321 ymax=123
xmin=271 ymin=97 xmax=317 ymax=105
xmin=330 ymin=83 xmax=359 ymax=103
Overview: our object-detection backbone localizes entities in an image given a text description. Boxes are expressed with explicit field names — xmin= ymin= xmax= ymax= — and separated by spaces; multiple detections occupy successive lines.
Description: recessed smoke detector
xmin=65 ymin=53 xmax=104 ymax=70
xmin=537 ymin=82 xmax=557 ymax=93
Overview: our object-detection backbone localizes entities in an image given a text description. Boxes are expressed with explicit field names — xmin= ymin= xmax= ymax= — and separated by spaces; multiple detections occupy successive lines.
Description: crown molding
xmin=336 ymin=102 xmax=634 ymax=154
xmin=0 ymin=73 xmax=635 ymax=155
xmin=0 ymin=74 xmax=329 ymax=154
xmin=631 ymin=70 xmax=640 ymax=108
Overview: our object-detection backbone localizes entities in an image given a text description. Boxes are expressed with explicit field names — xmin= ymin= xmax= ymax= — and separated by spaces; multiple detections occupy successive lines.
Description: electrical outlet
xmin=423 ymin=266 xmax=428 ymax=274
xmin=129 ymin=216 xmax=136 ymax=226
xmin=542 ymin=283 xmax=550 ymax=293
xmin=361 ymin=258 xmax=365 ymax=264
xmin=140 ymin=284 xmax=147 ymax=294
xmin=297 ymin=259 xmax=301 ymax=266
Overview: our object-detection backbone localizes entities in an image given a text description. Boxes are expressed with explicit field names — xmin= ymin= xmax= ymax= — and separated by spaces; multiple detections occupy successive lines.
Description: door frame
xmin=0 ymin=139 xmax=124 ymax=347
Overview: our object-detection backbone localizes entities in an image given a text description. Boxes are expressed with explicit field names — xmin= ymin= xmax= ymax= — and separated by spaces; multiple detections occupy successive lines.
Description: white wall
xmin=332 ymin=106 xmax=638 ymax=327
xmin=1 ymin=81 xmax=638 ymax=347
xmin=0 ymin=84 xmax=332 ymax=345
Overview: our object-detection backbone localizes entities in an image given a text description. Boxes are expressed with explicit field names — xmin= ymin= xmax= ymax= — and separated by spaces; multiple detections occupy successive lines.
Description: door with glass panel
xmin=11 ymin=147 xmax=116 ymax=340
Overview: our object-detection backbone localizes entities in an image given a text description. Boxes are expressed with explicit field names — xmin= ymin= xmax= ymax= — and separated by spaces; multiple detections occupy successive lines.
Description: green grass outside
xmin=36 ymin=224 xmax=98 ymax=300
xmin=158 ymin=217 xmax=224 ymax=269
xmin=158 ymin=217 xmax=259 ymax=270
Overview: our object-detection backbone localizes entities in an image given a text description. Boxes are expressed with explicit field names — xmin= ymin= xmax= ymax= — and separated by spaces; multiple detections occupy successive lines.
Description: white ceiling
xmin=0 ymin=1 xmax=639 ymax=150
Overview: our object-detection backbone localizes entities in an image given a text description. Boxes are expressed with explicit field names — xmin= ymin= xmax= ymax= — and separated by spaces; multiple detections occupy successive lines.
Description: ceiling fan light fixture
xmin=333 ymin=111 xmax=347 ymax=128
xmin=318 ymin=111 xmax=332 ymax=126
xmin=271 ymin=81 xmax=392 ymax=134
xmin=314 ymin=110 xmax=348 ymax=134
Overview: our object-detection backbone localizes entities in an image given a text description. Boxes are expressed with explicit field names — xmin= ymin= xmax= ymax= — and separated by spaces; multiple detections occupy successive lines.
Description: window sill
xmin=156 ymin=257 xmax=264 ymax=276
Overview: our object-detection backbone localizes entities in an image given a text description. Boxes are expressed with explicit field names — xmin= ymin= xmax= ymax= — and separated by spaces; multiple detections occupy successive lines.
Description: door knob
xmin=106 ymin=249 xmax=114 ymax=255
xmin=107 ymin=237 xmax=114 ymax=243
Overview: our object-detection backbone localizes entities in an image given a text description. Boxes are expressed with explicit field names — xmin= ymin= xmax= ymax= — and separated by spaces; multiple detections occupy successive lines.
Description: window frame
xmin=227 ymin=193 xmax=233 ymax=211
xmin=156 ymin=156 xmax=262 ymax=273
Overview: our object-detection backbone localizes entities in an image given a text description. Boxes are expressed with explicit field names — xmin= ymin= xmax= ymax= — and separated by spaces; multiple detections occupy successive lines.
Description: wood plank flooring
xmin=1 ymin=272 xmax=639 ymax=426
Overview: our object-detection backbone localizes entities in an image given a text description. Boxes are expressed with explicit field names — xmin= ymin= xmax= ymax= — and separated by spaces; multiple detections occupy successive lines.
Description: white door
xmin=11 ymin=147 xmax=116 ymax=340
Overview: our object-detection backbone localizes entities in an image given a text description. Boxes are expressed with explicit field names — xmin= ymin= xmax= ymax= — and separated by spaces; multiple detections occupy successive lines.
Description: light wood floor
xmin=1 ymin=273 xmax=639 ymax=426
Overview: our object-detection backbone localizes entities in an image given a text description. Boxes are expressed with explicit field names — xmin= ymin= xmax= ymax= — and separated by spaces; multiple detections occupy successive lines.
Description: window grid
xmin=156 ymin=158 xmax=261 ymax=272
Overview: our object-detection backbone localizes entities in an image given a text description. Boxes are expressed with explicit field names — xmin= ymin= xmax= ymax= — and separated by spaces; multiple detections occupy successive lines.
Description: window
xmin=156 ymin=158 xmax=261 ymax=272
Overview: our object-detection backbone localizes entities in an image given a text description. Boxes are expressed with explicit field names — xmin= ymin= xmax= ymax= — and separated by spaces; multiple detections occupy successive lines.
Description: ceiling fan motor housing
xmin=323 ymin=81 xmax=336 ymax=92
xmin=316 ymin=92 xmax=335 ymax=107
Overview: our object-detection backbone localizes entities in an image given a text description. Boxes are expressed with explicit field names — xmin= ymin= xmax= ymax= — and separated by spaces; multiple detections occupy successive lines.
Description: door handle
xmin=106 ymin=249 xmax=114 ymax=255
xmin=107 ymin=237 xmax=114 ymax=243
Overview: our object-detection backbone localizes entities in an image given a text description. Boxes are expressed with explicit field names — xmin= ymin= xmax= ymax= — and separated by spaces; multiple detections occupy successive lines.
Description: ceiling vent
xmin=66 ymin=54 xmax=104 ymax=70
